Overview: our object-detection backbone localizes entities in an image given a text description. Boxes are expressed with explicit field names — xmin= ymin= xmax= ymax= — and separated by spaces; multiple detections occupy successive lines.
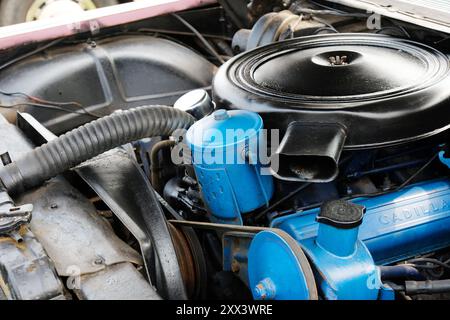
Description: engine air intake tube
xmin=0 ymin=105 xmax=195 ymax=195
xmin=270 ymin=122 xmax=347 ymax=183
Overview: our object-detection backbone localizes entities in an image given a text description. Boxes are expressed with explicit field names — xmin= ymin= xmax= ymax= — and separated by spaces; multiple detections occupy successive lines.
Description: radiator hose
xmin=0 ymin=105 xmax=195 ymax=195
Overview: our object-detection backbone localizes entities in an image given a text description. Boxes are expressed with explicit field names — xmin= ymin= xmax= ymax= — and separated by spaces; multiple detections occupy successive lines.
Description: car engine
xmin=1 ymin=0 xmax=450 ymax=301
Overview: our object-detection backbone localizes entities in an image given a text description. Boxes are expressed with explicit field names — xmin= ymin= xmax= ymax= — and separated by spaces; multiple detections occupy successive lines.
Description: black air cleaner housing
xmin=213 ymin=34 xmax=450 ymax=182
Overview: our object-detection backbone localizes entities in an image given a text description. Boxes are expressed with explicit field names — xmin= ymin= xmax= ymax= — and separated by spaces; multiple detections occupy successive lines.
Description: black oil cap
xmin=317 ymin=200 xmax=365 ymax=229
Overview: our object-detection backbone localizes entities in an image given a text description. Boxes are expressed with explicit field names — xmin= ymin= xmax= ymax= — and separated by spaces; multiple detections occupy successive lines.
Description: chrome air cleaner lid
xmin=213 ymin=34 xmax=450 ymax=149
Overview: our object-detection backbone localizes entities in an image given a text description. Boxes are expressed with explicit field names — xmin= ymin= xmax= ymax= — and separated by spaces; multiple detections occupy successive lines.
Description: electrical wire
xmin=0 ymin=102 xmax=100 ymax=117
xmin=295 ymin=1 xmax=411 ymax=39
xmin=253 ymin=183 xmax=313 ymax=221
xmin=308 ymin=0 xmax=348 ymax=13
xmin=293 ymin=7 xmax=369 ymax=18
xmin=252 ymin=154 xmax=353 ymax=221
xmin=313 ymin=153 xmax=437 ymax=208
xmin=0 ymin=38 xmax=64 ymax=72
xmin=311 ymin=16 xmax=338 ymax=33
xmin=137 ymin=28 xmax=232 ymax=41
xmin=0 ymin=37 xmax=102 ymax=118
xmin=171 ymin=13 xmax=225 ymax=64
xmin=0 ymin=18 xmax=224 ymax=118
xmin=0 ymin=90 xmax=76 ymax=106
xmin=407 ymin=257 xmax=450 ymax=271
xmin=397 ymin=153 xmax=438 ymax=188
xmin=288 ymin=15 xmax=304 ymax=39
xmin=262 ymin=152 xmax=439 ymax=222
xmin=0 ymin=90 xmax=101 ymax=118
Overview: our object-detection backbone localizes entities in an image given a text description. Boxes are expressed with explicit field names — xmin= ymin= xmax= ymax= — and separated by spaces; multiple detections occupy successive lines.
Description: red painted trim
xmin=0 ymin=0 xmax=217 ymax=50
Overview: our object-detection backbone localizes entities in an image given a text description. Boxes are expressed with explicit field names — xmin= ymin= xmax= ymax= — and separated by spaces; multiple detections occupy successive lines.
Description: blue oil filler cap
xmin=301 ymin=200 xmax=381 ymax=300
xmin=186 ymin=109 xmax=274 ymax=223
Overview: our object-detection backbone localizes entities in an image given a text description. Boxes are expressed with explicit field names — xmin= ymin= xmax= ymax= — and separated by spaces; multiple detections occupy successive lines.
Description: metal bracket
xmin=0 ymin=204 xmax=33 ymax=238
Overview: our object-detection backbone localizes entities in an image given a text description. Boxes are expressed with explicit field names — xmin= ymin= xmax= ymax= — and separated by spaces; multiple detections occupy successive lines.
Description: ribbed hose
xmin=0 ymin=105 xmax=195 ymax=195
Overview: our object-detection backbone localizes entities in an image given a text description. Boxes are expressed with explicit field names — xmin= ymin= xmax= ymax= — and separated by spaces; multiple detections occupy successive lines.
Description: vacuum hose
xmin=0 ymin=105 xmax=195 ymax=195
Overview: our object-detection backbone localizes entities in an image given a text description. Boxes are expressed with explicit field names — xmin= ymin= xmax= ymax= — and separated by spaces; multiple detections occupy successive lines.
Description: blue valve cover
xmin=272 ymin=179 xmax=450 ymax=265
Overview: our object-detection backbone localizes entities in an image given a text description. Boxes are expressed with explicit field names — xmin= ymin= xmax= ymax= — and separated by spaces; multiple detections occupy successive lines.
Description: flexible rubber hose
xmin=151 ymin=139 xmax=176 ymax=193
xmin=0 ymin=105 xmax=195 ymax=195
xmin=379 ymin=265 xmax=424 ymax=281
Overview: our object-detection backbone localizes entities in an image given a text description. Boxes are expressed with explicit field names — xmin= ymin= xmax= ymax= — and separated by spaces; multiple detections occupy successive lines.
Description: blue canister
xmin=185 ymin=109 xmax=273 ymax=223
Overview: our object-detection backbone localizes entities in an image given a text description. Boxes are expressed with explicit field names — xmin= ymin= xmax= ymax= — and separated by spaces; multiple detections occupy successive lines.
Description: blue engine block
xmin=248 ymin=200 xmax=385 ymax=300
xmin=272 ymin=179 xmax=450 ymax=265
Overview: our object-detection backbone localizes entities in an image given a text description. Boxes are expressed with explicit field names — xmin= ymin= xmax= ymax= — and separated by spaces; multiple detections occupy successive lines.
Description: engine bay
xmin=1 ymin=0 xmax=450 ymax=301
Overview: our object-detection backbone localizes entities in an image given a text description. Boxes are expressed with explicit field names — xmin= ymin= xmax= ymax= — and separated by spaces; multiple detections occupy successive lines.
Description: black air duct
xmin=271 ymin=122 xmax=347 ymax=182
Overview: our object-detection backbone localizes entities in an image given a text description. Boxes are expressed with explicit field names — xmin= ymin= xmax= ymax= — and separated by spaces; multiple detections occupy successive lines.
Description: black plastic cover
xmin=0 ymin=35 xmax=216 ymax=134
xmin=213 ymin=34 xmax=450 ymax=149
xmin=317 ymin=200 xmax=365 ymax=229
xmin=272 ymin=122 xmax=347 ymax=182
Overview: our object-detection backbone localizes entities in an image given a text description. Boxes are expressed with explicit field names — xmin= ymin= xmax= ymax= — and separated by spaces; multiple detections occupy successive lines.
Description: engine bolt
xmin=94 ymin=256 xmax=105 ymax=265
xmin=253 ymin=278 xmax=276 ymax=300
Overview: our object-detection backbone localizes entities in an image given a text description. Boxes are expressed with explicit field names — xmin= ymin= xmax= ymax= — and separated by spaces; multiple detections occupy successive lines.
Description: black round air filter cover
xmin=213 ymin=34 xmax=450 ymax=149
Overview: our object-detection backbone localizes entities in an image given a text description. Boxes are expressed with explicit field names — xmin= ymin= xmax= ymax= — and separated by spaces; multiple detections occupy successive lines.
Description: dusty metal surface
xmin=0 ymin=114 xmax=141 ymax=277
xmin=76 ymin=262 xmax=161 ymax=300
xmin=75 ymin=150 xmax=188 ymax=300
xmin=0 ymin=116 xmax=66 ymax=300
xmin=10 ymin=113 xmax=143 ymax=276
xmin=17 ymin=179 xmax=143 ymax=276
xmin=0 ymin=226 xmax=65 ymax=300
xmin=6 ymin=113 xmax=165 ymax=299
xmin=222 ymin=231 xmax=255 ymax=287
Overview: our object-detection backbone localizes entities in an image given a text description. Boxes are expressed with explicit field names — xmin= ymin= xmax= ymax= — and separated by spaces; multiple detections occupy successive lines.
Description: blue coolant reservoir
xmin=186 ymin=110 xmax=273 ymax=223
xmin=272 ymin=179 xmax=450 ymax=265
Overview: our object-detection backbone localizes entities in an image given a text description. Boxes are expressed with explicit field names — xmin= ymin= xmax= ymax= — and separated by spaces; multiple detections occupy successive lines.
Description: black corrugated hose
xmin=0 ymin=105 xmax=195 ymax=195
